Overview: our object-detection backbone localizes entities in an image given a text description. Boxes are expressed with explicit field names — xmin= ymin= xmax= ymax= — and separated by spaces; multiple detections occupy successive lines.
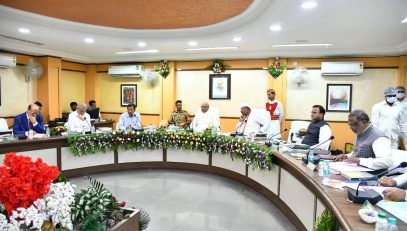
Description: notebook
xmin=341 ymin=171 xmax=377 ymax=180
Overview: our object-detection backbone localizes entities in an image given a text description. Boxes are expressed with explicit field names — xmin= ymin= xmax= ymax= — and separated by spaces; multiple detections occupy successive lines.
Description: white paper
xmin=329 ymin=161 xmax=373 ymax=172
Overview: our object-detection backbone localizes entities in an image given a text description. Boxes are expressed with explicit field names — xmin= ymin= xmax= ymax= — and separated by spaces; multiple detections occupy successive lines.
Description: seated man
xmin=235 ymin=103 xmax=270 ymax=136
xmin=67 ymin=103 xmax=91 ymax=132
xmin=87 ymin=100 xmax=102 ymax=120
xmin=13 ymin=103 xmax=45 ymax=136
xmin=192 ymin=102 xmax=220 ymax=132
xmin=168 ymin=100 xmax=191 ymax=129
xmin=116 ymin=104 xmax=142 ymax=131
xmin=301 ymin=105 xmax=332 ymax=150
xmin=379 ymin=172 xmax=407 ymax=201
xmin=335 ymin=110 xmax=393 ymax=170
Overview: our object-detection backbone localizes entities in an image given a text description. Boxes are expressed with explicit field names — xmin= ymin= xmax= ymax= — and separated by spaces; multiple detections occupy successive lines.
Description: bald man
xmin=67 ymin=103 xmax=91 ymax=132
xmin=13 ymin=104 xmax=45 ymax=136
xmin=192 ymin=102 xmax=220 ymax=132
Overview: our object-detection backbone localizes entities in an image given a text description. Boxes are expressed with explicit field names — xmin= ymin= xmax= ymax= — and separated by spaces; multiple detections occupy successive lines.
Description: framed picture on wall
xmin=326 ymin=84 xmax=352 ymax=112
xmin=209 ymin=74 xmax=231 ymax=100
xmin=120 ymin=84 xmax=137 ymax=107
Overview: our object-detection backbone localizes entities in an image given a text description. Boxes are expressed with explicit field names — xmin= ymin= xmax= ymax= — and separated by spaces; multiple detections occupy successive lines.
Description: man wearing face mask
xmin=396 ymin=86 xmax=407 ymax=107
xmin=371 ymin=87 xmax=404 ymax=149
xmin=396 ymin=86 xmax=407 ymax=149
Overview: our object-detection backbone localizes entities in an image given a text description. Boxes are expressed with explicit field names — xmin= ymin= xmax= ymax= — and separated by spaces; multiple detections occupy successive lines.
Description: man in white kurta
xmin=396 ymin=86 xmax=407 ymax=149
xmin=67 ymin=103 xmax=91 ymax=132
xmin=192 ymin=102 xmax=220 ymax=132
xmin=371 ymin=87 xmax=405 ymax=149
xmin=235 ymin=104 xmax=270 ymax=136
xmin=265 ymin=89 xmax=284 ymax=138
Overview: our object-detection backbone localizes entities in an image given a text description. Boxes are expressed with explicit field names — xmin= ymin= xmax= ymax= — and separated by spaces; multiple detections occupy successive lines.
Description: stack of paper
xmin=377 ymin=201 xmax=407 ymax=223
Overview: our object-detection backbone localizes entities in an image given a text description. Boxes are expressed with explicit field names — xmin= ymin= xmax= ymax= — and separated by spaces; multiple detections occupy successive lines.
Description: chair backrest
xmin=287 ymin=120 xmax=310 ymax=143
xmin=0 ymin=118 xmax=8 ymax=130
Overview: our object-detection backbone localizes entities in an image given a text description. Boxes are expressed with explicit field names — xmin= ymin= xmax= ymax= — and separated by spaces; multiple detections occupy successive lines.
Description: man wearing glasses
xmin=371 ymin=87 xmax=404 ymax=149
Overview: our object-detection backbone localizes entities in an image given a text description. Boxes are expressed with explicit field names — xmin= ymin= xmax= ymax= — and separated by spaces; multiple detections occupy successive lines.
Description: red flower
xmin=0 ymin=153 xmax=59 ymax=216
xmin=119 ymin=201 xmax=126 ymax=207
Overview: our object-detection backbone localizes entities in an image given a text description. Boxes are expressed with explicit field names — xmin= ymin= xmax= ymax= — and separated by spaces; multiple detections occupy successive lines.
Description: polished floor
xmin=70 ymin=169 xmax=296 ymax=231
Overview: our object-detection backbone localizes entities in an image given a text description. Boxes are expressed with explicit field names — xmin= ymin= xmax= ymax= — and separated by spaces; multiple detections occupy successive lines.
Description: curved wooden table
xmin=1 ymin=136 xmax=405 ymax=231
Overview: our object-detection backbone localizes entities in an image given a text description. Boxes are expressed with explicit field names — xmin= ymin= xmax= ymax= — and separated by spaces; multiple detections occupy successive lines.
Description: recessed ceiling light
xmin=185 ymin=46 xmax=238 ymax=51
xmin=18 ymin=28 xmax=30 ymax=34
xmin=301 ymin=1 xmax=317 ymax=9
xmin=402 ymin=16 xmax=407 ymax=23
xmin=137 ymin=42 xmax=146 ymax=47
xmin=233 ymin=36 xmax=242 ymax=42
xmin=84 ymin=38 xmax=94 ymax=43
xmin=272 ymin=43 xmax=332 ymax=48
xmin=269 ymin=25 xmax=282 ymax=31
xmin=116 ymin=49 xmax=159 ymax=54
xmin=188 ymin=41 xmax=197 ymax=47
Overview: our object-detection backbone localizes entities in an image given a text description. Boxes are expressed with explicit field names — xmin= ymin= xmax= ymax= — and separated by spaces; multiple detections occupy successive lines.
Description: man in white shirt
xmin=396 ymin=86 xmax=407 ymax=107
xmin=116 ymin=104 xmax=142 ymax=131
xmin=67 ymin=103 xmax=91 ymax=132
xmin=235 ymin=103 xmax=270 ymax=136
xmin=335 ymin=110 xmax=393 ymax=170
xmin=265 ymin=89 xmax=284 ymax=138
xmin=379 ymin=172 xmax=407 ymax=201
xmin=192 ymin=102 xmax=220 ymax=132
xmin=371 ymin=87 xmax=404 ymax=149
xmin=396 ymin=86 xmax=407 ymax=149
xmin=301 ymin=105 xmax=332 ymax=150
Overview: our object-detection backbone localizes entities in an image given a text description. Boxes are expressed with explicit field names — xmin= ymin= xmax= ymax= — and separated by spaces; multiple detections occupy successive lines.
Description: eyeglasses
xmin=397 ymin=91 xmax=405 ymax=93
xmin=386 ymin=94 xmax=396 ymax=97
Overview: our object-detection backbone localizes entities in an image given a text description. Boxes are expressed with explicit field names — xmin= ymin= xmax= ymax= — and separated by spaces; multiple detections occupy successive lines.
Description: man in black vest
xmin=301 ymin=105 xmax=332 ymax=150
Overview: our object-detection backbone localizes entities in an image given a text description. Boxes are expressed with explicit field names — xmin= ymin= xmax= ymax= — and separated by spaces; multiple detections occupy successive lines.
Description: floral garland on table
xmin=154 ymin=60 xmax=170 ymax=78
xmin=207 ymin=59 xmax=230 ymax=74
xmin=267 ymin=59 xmax=286 ymax=78
xmin=68 ymin=130 xmax=273 ymax=171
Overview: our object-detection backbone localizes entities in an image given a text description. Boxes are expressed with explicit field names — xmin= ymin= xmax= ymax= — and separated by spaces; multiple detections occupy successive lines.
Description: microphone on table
xmin=347 ymin=162 xmax=407 ymax=204
xmin=133 ymin=114 xmax=144 ymax=131
xmin=265 ymin=128 xmax=288 ymax=147
xmin=231 ymin=119 xmax=247 ymax=137
xmin=302 ymin=136 xmax=335 ymax=164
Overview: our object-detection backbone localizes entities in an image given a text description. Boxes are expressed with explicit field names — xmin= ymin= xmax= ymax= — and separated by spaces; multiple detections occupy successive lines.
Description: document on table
xmin=377 ymin=201 xmax=407 ymax=223
xmin=329 ymin=161 xmax=373 ymax=172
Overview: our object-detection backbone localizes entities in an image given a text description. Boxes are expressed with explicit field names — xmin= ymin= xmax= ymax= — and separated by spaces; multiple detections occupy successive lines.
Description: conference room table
xmin=0 ymin=135 xmax=406 ymax=230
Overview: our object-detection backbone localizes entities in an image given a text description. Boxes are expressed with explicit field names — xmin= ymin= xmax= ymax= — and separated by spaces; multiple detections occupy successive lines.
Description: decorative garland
xmin=207 ymin=59 xmax=230 ymax=74
xmin=267 ymin=59 xmax=286 ymax=78
xmin=154 ymin=60 xmax=170 ymax=78
xmin=68 ymin=131 xmax=273 ymax=171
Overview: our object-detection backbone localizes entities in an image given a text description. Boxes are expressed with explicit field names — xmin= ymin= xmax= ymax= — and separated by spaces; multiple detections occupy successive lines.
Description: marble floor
xmin=70 ymin=169 xmax=296 ymax=231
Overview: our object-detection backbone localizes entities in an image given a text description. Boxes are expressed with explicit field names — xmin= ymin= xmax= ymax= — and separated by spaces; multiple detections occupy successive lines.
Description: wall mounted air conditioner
xmin=108 ymin=65 xmax=144 ymax=77
xmin=321 ymin=62 xmax=363 ymax=76
xmin=0 ymin=54 xmax=17 ymax=68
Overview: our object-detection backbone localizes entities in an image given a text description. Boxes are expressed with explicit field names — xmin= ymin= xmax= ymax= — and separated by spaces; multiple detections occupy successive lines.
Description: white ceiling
xmin=0 ymin=0 xmax=406 ymax=63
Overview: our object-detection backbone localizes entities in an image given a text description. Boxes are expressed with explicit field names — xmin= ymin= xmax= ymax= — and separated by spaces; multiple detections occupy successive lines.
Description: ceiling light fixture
xmin=84 ymin=38 xmax=94 ymax=43
xmin=301 ymin=1 xmax=318 ymax=9
xmin=116 ymin=49 xmax=159 ymax=54
xmin=272 ymin=43 xmax=332 ymax=48
xmin=18 ymin=28 xmax=30 ymax=34
xmin=233 ymin=36 xmax=242 ymax=42
xmin=269 ymin=25 xmax=282 ymax=31
xmin=137 ymin=42 xmax=146 ymax=47
xmin=188 ymin=41 xmax=197 ymax=46
xmin=402 ymin=16 xmax=407 ymax=23
xmin=185 ymin=46 xmax=239 ymax=51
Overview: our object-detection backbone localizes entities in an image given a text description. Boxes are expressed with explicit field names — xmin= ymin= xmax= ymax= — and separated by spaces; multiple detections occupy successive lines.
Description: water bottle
xmin=28 ymin=129 xmax=34 ymax=139
xmin=308 ymin=149 xmax=315 ymax=163
xmin=323 ymin=160 xmax=331 ymax=180
xmin=318 ymin=161 xmax=325 ymax=176
xmin=375 ymin=212 xmax=387 ymax=231
xmin=81 ymin=125 xmax=86 ymax=135
xmin=45 ymin=127 xmax=50 ymax=137
xmin=91 ymin=125 xmax=96 ymax=134
xmin=387 ymin=218 xmax=398 ymax=231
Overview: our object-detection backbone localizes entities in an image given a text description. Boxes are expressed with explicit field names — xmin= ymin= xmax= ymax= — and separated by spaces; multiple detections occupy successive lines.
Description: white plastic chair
xmin=0 ymin=118 xmax=9 ymax=130
xmin=287 ymin=120 xmax=310 ymax=144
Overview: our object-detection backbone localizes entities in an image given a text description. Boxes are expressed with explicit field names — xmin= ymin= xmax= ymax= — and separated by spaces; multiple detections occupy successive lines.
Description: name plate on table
xmin=307 ymin=162 xmax=317 ymax=171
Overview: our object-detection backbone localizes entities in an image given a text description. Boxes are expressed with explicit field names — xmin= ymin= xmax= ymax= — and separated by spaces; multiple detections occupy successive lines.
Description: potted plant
xmin=207 ymin=59 xmax=230 ymax=74
xmin=314 ymin=209 xmax=339 ymax=231
xmin=267 ymin=59 xmax=286 ymax=78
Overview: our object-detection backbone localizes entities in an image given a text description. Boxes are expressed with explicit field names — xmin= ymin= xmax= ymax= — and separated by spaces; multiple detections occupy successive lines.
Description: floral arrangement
xmin=0 ymin=153 xmax=150 ymax=230
xmin=50 ymin=126 xmax=67 ymax=136
xmin=207 ymin=59 xmax=230 ymax=74
xmin=68 ymin=130 xmax=273 ymax=171
xmin=154 ymin=60 xmax=170 ymax=78
xmin=267 ymin=59 xmax=286 ymax=78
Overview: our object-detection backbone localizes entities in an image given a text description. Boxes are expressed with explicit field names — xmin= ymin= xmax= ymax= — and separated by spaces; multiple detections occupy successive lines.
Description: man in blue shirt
xmin=13 ymin=103 xmax=45 ymax=136
xmin=116 ymin=104 xmax=142 ymax=131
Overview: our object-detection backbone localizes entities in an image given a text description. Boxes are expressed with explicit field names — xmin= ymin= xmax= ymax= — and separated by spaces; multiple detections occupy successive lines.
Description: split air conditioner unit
xmin=0 ymin=54 xmax=17 ymax=68
xmin=321 ymin=62 xmax=363 ymax=76
xmin=108 ymin=65 xmax=144 ymax=77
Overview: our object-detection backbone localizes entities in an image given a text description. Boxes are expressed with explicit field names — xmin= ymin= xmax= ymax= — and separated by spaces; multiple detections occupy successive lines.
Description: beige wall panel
xmin=0 ymin=66 xmax=37 ymax=117
xmin=60 ymin=70 xmax=85 ymax=113
xmin=176 ymin=70 xmax=268 ymax=117
xmin=286 ymin=69 xmax=397 ymax=121
xmin=98 ymin=73 xmax=161 ymax=114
